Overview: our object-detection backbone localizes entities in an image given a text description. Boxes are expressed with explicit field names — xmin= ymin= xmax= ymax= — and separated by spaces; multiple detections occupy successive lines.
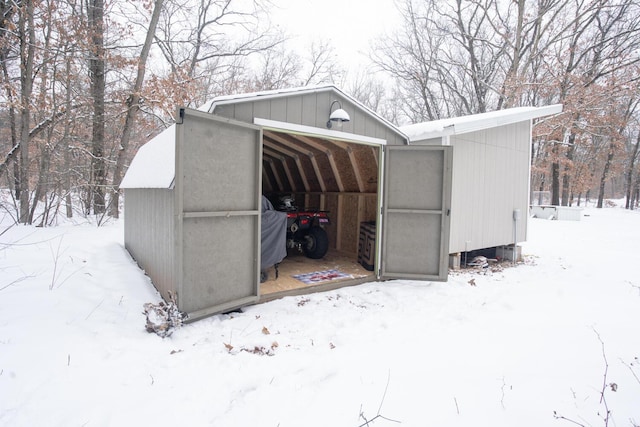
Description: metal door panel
xmin=175 ymin=108 xmax=262 ymax=320
xmin=381 ymin=145 xmax=452 ymax=281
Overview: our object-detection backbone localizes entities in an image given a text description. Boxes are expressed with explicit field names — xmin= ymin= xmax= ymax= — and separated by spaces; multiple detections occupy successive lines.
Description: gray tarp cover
xmin=261 ymin=196 xmax=287 ymax=270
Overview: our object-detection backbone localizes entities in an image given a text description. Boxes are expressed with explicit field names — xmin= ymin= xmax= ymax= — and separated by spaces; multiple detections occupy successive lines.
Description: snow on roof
xmin=120 ymin=124 xmax=175 ymax=189
xmin=400 ymin=104 xmax=563 ymax=141
xmin=199 ymin=84 xmax=335 ymax=113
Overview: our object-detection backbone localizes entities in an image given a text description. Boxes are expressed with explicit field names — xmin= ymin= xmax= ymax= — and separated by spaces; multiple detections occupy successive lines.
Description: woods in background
xmin=1 ymin=0 xmax=639 ymax=225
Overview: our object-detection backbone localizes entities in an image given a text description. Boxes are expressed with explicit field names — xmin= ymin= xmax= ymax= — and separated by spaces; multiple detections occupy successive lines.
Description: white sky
xmin=270 ymin=0 xmax=402 ymax=74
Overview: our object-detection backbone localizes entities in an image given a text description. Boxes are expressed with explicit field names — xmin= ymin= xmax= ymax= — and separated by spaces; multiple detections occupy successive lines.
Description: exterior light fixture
xmin=326 ymin=100 xmax=350 ymax=129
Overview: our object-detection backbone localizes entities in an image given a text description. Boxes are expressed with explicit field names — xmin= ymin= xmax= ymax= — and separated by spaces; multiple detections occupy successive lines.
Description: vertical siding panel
xmin=301 ymin=93 xmax=318 ymax=126
xmin=475 ymin=132 xmax=487 ymax=248
xmin=253 ymin=101 xmax=270 ymax=120
xmin=286 ymin=95 xmax=303 ymax=124
xmin=485 ymin=131 xmax=499 ymax=246
xmin=270 ymin=98 xmax=287 ymax=122
xmin=338 ymin=99 xmax=354 ymax=134
xmin=518 ymin=121 xmax=531 ymax=242
xmin=352 ymin=109 xmax=367 ymax=137
xmin=449 ymin=135 xmax=464 ymax=252
xmin=444 ymin=121 xmax=533 ymax=253
xmin=124 ymin=188 xmax=176 ymax=300
xmin=314 ymin=92 xmax=332 ymax=129
xmin=233 ymin=103 xmax=254 ymax=122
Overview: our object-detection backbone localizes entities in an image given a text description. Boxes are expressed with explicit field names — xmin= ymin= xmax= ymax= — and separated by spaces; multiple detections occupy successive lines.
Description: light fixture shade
xmin=327 ymin=100 xmax=351 ymax=129
xmin=329 ymin=108 xmax=350 ymax=123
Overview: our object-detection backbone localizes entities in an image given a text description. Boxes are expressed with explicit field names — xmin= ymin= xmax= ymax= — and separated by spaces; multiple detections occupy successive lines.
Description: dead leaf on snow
xmin=262 ymin=326 xmax=270 ymax=335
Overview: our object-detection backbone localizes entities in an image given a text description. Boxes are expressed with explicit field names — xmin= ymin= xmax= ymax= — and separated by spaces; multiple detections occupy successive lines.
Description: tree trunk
xmin=63 ymin=53 xmax=74 ymax=218
xmin=561 ymin=134 xmax=576 ymax=206
xmin=29 ymin=141 xmax=51 ymax=224
xmin=538 ymin=176 xmax=545 ymax=205
xmin=18 ymin=0 xmax=36 ymax=224
xmin=0 ymin=0 xmax=19 ymax=198
xmin=109 ymin=0 xmax=164 ymax=218
xmin=625 ymin=131 xmax=640 ymax=209
xmin=88 ymin=0 xmax=106 ymax=214
xmin=0 ymin=54 xmax=19 ymax=198
xmin=551 ymin=143 xmax=560 ymax=205
xmin=597 ymin=144 xmax=615 ymax=208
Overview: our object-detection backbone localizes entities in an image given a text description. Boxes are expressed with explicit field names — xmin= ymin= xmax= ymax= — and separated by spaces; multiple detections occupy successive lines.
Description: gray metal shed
xmin=400 ymin=104 xmax=563 ymax=261
xmin=121 ymin=85 xmax=453 ymax=321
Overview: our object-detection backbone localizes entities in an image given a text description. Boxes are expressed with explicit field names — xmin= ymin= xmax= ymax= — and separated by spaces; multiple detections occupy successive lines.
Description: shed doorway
xmin=256 ymin=124 xmax=383 ymax=299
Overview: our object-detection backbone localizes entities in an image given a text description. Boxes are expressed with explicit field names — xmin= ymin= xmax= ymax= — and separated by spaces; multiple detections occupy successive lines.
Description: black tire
xmin=302 ymin=226 xmax=329 ymax=259
xmin=260 ymin=270 xmax=268 ymax=283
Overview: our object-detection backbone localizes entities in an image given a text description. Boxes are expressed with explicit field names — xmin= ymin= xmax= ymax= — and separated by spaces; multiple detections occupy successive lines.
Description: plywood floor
xmin=260 ymin=249 xmax=373 ymax=295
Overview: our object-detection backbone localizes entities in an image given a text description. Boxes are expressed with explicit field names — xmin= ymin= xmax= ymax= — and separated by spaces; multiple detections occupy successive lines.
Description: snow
xmin=119 ymin=124 xmax=175 ymax=189
xmin=1 ymin=204 xmax=639 ymax=426
xmin=400 ymin=105 xmax=563 ymax=141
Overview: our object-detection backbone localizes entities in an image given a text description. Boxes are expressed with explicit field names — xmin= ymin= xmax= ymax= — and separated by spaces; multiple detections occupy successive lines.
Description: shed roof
xmin=201 ymin=84 xmax=402 ymax=135
xmin=119 ymin=124 xmax=176 ymax=189
xmin=121 ymin=85 xmax=403 ymax=189
xmin=400 ymin=104 xmax=563 ymax=141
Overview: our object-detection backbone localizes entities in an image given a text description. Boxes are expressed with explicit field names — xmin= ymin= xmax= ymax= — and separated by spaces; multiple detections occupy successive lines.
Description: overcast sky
xmin=271 ymin=0 xmax=402 ymax=74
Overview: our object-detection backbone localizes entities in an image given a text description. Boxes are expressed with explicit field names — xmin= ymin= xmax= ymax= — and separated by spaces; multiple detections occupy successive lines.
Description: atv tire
xmin=302 ymin=226 xmax=329 ymax=259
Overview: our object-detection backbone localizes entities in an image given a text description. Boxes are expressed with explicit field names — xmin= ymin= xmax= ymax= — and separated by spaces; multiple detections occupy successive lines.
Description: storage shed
xmin=400 ymin=104 xmax=563 ymax=265
xmin=120 ymin=85 xmax=453 ymax=321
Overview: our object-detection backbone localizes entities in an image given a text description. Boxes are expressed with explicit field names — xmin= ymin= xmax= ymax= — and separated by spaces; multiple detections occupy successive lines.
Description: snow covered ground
xmin=1 ymin=203 xmax=639 ymax=426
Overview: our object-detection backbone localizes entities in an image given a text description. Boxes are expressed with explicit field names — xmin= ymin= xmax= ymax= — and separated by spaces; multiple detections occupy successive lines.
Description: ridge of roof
xmin=200 ymin=85 xmax=336 ymax=112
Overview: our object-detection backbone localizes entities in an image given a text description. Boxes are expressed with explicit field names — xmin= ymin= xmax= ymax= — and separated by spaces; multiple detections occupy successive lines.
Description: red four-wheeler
xmin=275 ymin=195 xmax=330 ymax=259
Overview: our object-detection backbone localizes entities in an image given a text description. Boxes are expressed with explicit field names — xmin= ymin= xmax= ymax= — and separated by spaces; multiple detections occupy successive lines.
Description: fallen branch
xmin=357 ymin=370 xmax=401 ymax=426
xmin=553 ymin=328 xmax=614 ymax=427
xmin=593 ymin=329 xmax=612 ymax=426
xmin=620 ymin=357 xmax=640 ymax=386
xmin=0 ymin=274 xmax=35 ymax=291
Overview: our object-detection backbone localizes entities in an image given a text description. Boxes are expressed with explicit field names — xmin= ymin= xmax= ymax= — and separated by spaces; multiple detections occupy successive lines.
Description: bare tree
xmin=17 ymin=0 xmax=36 ymax=223
xmin=153 ymin=0 xmax=283 ymax=106
xmin=0 ymin=0 xmax=20 ymax=196
xmin=87 ymin=0 xmax=106 ymax=214
xmin=300 ymin=40 xmax=343 ymax=86
xmin=551 ymin=0 xmax=640 ymax=206
xmin=625 ymin=124 xmax=640 ymax=209
xmin=374 ymin=0 xmax=640 ymax=207
xmin=370 ymin=0 xmax=449 ymax=122
xmin=109 ymin=0 xmax=164 ymax=218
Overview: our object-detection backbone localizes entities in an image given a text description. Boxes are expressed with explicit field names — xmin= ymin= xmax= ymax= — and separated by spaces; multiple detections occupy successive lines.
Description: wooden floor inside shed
xmin=260 ymin=249 xmax=373 ymax=295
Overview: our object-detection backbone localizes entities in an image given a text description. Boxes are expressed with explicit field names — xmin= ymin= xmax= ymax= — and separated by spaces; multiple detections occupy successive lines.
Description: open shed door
xmin=381 ymin=145 xmax=452 ymax=281
xmin=176 ymin=108 xmax=262 ymax=321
